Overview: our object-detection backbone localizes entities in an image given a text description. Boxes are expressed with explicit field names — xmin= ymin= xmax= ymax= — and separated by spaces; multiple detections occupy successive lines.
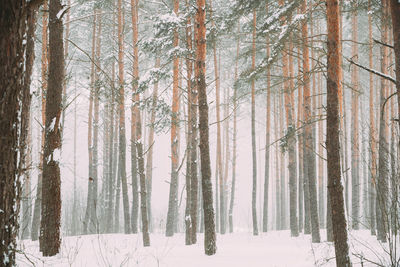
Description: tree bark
xmin=196 ymin=0 xmax=216 ymax=255
xmin=0 ymin=1 xmax=32 ymax=264
xmin=326 ymin=0 xmax=352 ymax=265
xmin=39 ymin=0 xmax=64 ymax=256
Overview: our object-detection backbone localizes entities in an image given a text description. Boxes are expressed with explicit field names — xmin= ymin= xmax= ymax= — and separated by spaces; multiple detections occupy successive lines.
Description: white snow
xmin=16 ymin=230 xmax=390 ymax=266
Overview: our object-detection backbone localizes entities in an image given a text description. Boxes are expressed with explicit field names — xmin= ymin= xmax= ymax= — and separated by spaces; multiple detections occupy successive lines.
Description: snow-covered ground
xmin=16 ymin=230 xmax=393 ymax=266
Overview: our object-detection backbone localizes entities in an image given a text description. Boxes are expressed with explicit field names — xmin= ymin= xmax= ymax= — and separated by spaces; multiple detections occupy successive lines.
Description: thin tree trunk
xmin=262 ymin=1 xmax=271 ymax=233
xmin=377 ymin=1 xmax=390 ymax=242
xmin=368 ymin=0 xmax=376 ymax=235
xmin=229 ymin=23 xmax=240 ymax=233
xmin=166 ymin=0 xmax=180 ymax=237
xmin=83 ymin=9 xmax=96 ymax=235
xmin=31 ymin=0 xmax=49 ymax=241
xmin=117 ymin=0 xmax=131 ymax=234
xmin=297 ymin=45 xmax=304 ymax=233
xmin=196 ymin=0 xmax=216 ymax=255
xmin=350 ymin=5 xmax=360 ymax=230
xmin=251 ymin=9 xmax=259 ymax=236
xmin=302 ymin=0 xmax=320 ymax=243
xmin=20 ymin=7 xmax=37 ymax=240
xmin=130 ymin=0 xmax=140 ymax=234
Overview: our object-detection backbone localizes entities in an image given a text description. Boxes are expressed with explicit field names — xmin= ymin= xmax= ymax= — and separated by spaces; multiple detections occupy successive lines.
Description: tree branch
xmin=347 ymin=57 xmax=396 ymax=84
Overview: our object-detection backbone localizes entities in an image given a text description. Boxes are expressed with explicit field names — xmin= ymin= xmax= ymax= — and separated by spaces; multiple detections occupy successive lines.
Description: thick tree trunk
xmin=166 ymin=0 xmax=180 ymax=237
xmin=0 ymin=1 xmax=33 ymax=264
xmin=196 ymin=0 xmax=216 ymax=255
xmin=39 ymin=0 xmax=64 ymax=256
xmin=326 ymin=0 xmax=351 ymax=265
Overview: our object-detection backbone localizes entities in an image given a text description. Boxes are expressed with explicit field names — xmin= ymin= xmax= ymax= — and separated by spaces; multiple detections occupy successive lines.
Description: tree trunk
xmin=83 ymin=9 xmax=96 ymax=235
xmin=146 ymin=56 xmax=160 ymax=234
xmin=281 ymin=7 xmax=298 ymax=236
xmin=229 ymin=23 xmax=240 ymax=234
xmin=39 ymin=0 xmax=64 ymax=256
xmin=262 ymin=1 xmax=271 ymax=233
xmin=196 ymin=0 xmax=216 ymax=255
xmin=166 ymin=0 xmax=180 ymax=237
xmin=251 ymin=9 xmax=259 ymax=236
xmin=297 ymin=46 xmax=304 ymax=233
xmin=20 ymin=7 xmax=37 ymax=240
xmin=0 ymin=1 xmax=34 ymax=264
xmin=368 ymin=0 xmax=376 ymax=235
xmin=326 ymin=0 xmax=351 ymax=265
xmin=117 ymin=0 xmax=131 ymax=234
xmin=350 ymin=5 xmax=360 ymax=230
xmin=130 ymin=0 xmax=140 ymax=234
xmin=390 ymin=0 xmax=400 ymax=132
xmin=31 ymin=0 xmax=49 ymax=241
xmin=302 ymin=0 xmax=320 ymax=243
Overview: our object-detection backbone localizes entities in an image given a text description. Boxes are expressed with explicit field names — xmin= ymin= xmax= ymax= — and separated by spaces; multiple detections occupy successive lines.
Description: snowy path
xmin=16 ymin=230 xmax=387 ymax=266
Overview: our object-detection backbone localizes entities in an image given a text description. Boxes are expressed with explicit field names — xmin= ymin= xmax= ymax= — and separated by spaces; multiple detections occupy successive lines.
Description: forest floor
xmin=16 ymin=229 xmax=392 ymax=266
